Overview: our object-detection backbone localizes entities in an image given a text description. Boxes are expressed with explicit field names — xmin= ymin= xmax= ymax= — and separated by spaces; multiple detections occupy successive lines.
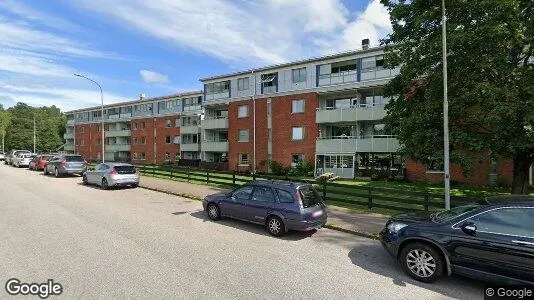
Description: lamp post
xmin=74 ymin=74 xmax=105 ymax=163
xmin=442 ymin=0 xmax=451 ymax=210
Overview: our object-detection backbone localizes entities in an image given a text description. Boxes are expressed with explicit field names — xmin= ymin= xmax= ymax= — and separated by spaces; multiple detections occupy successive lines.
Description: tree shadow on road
xmin=348 ymin=244 xmax=483 ymax=298
xmin=189 ymin=210 xmax=314 ymax=241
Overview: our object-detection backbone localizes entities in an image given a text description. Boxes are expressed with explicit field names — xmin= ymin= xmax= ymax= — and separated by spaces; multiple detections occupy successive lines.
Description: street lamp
xmin=442 ymin=0 xmax=451 ymax=210
xmin=74 ymin=73 xmax=105 ymax=163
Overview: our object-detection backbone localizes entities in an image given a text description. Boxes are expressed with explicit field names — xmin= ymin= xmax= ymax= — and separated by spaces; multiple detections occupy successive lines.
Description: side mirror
xmin=461 ymin=222 xmax=477 ymax=236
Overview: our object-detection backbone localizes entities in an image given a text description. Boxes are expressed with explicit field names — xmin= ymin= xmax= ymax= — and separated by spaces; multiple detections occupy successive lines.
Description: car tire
xmin=131 ymin=184 xmax=138 ymax=188
xmin=43 ymin=167 xmax=48 ymax=175
xmin=101 ymin=178 xmax=109 ymax=190
xmin=266 ymin=216 xmax=285 ymax=237
xmin=399 ymin=243 xmax=444 ymax=283
xmin=82 ymin=175 xmax=88 ymax=185
xmin=54 ymin=168 xmax=60 ymax=178
xmin=207 ymin=203 xmax=221 ymax=221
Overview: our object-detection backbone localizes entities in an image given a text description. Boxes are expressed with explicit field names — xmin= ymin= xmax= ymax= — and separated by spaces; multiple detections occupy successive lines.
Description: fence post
xmin=322 ymin=181 xmax=327 ymax=200
xmin=187 ymin=167 xmax=190 ymax=182
xmin=152 ymin=164 xmax=155 ymax=177
xmin=368 ymin=187 xmax=373 ymax=209
xmin=170 ymin=164 xmax=174 ymax=179
xmin=207 ymin=171 xmax=210 ymax=184
xmin=232 ymin=171 xmax=236 ymax=188
xmin=424 ymin=192 xmax=429 ymax=211
xmin=252 ymin=173 xmax=256 ymax=181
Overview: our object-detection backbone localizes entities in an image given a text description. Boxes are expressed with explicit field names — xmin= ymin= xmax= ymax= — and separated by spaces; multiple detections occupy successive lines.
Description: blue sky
xmin=0 ymin=0 xmax=391 ymax=111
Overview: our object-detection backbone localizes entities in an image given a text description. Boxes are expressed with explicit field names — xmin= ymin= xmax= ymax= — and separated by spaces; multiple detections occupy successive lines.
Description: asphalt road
xmin=0 ymin=163 xmax=484 ymax=299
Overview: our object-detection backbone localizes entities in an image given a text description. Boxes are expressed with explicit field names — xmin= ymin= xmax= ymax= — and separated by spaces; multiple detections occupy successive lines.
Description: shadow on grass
xmin=347 ymin=244 xmax=483 ymax=298
xmin=189 ymin=210 xmax=314 ymax=241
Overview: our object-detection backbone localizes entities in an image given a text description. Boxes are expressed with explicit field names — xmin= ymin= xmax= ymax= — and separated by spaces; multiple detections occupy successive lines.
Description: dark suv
xmin=202 ymin=181 xmax=327 ymax=237
xmin=379 ymin=195 xmax=534 ymax=284
xmin=43 ymin=154 xmax=87 ymax=177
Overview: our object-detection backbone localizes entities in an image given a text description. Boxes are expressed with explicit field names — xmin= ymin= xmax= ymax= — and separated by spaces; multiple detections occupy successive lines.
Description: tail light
xmin=109 ymin=168 xmax=118 ymax=175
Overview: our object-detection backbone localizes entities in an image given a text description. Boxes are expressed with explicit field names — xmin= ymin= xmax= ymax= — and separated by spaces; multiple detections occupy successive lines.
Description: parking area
xmin=0 ymin=164 xmax=484 ymax=299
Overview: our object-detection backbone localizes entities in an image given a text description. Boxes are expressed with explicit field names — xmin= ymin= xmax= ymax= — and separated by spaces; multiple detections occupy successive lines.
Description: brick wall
xmin=130 ymin=118 xmax=155 ymax=164
xmin=154 ymin=116 xmax=181 ymax=164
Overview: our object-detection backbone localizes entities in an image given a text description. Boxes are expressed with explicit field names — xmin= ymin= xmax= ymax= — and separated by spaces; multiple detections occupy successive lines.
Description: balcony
xmin=201 ymin=117 xmax=228 ymax=129
xmin=107 ymin=114 xmax=120 ymax=120
xmin=66 ymin=119 xmax=74 ymax=126
xmin=181 ymin=125 xmax=200 ymax=134
xmin=105 ymin=129 xmax=131 ymax=138
xmin=316 ymin=105 xmax=386 ymax=123
xmin=205 ymin=91 xmax=230 ymax=102
xmin=318 ymin=71 xmax=357 ymax=86
xmin=316 ymin=136 xmax=400 ymax=154
xmin=180 ymin=143 xmax=200 ymax=152
xmin=63 ymin=133 xmax=73 ymax=139
xmin=104 ymin=144 xmax=131 ymax=152
xmin=360 ymin=68 xmax=400 ymax=81
xmin=201 ymin=141 xmax=228 ymax=152
xmin=64 ymin=144 xmax=74 ymax=151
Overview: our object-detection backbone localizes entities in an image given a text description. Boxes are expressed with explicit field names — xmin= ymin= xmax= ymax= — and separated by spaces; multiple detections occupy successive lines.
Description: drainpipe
xmin=252 ymin=70 xmax=256 ymax=174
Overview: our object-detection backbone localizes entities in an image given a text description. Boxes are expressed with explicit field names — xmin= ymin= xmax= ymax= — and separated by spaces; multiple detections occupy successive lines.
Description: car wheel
xmin=101 ymin=178 xmax=109 ymax=190
xmin=43 ymin=167 xmax=48 ymax=175
xmin=400 ymin=243 xmax=444 ymax=283
xmin=82 ymin=175 xmax=88 ymax=185
xmin=54 ymin=168 xmax=60 ymax=178
xmin=131 ymin=184 xmax=138 ymax=188
xmin=207 ymin=203 xmax=221 ymax=221
xmin=266 ymin=216 xmax=285 ymax=237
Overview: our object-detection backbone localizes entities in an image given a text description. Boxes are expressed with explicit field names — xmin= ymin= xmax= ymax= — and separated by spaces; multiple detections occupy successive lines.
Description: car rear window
xmin=65 ymin=156 xmax=84 ymax=162
xmin=298 ymin=186 xmax=323 ymax=208
xmin=113 ymin=165 xmax=137 ymax=174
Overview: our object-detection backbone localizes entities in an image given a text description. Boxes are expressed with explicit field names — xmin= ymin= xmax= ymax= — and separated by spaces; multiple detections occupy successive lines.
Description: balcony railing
xmin=316 ymin=104 xmax=386 ymax=123
xmin=181 ymin=125 xmax=200 ymax=134
xmin=318 ymin=70 xmax=357 ymax=86
xmin=63 ymin=133 xmax=73 ymax=139
xmin=316 ymin=135 xmax=400 ymax=153
xmin=180 ymin=143 xmax=200 ymax=152
xmin=64 ymin=144 xmax=74 ymax=151
xmin=105 ymin=129 xmax=131 ymax=137
xmin=104 ymin=144 xmax=131 ymax=152
xmin=201 ymin=141 xmax=229 ymax=152
xmin=202 ymin=117 xmax=229 ymax=129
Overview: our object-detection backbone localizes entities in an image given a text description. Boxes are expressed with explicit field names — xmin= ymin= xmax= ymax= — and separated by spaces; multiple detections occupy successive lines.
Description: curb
xmin=141 ymin=185 xmax=379 ymax=240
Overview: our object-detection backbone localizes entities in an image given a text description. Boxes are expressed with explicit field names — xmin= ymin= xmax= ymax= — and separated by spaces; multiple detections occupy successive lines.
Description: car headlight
xmin=387 ymin=222 xmax=408 ymax=233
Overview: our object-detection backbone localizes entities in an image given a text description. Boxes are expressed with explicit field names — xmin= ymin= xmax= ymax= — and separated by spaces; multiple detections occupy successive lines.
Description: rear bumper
xmin=108 ymin=177 xmax=139 ymax=186
xmin=60 ymin=167 xmax=86 ymax=174
xmin=285 ymin=215 xmax=327 ymax=232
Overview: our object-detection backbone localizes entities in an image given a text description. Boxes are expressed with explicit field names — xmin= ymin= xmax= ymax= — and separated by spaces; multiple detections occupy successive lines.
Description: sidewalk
xmin=139 ymin=176 xmax=389 ymax=238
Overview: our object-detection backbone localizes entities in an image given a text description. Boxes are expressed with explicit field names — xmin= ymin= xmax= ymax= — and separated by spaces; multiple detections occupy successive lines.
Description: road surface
xmin=0 ymin=163 xmax=484 ymax=299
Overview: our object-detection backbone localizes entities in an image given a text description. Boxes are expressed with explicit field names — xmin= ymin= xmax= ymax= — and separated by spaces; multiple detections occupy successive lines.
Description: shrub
xmin=269 ymin=160 xmax=291 ymax=176
xmin=289 ymin=161 xmax=314 ymax=177
xmin=315 ymin=172 xmax=341 ymax=185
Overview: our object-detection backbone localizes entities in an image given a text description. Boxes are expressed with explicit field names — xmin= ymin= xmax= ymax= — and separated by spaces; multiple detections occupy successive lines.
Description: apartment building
xmin=200 ymin=40 xmax=401 ymax=178
xmin=64 ymin=91 xmax=203 ymax=164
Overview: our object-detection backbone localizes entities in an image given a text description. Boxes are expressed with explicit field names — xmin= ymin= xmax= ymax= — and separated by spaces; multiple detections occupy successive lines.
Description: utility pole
xmin=33 ymin=115 xmax=36 ymax=153
xmin=442 ymin=0 xmax=451 ymax=210
xmin=252 ymin=70 xmax=256 ymax=175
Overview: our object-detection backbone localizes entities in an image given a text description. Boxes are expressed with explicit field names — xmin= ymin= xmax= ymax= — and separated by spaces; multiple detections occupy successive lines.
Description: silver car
xmin=5 ymin=150 xmax=31 ymax=165
xmin=82 ymin=163 xmax=140 ymax=189
xmin=12 ymin=153 xmax=34 ymax=167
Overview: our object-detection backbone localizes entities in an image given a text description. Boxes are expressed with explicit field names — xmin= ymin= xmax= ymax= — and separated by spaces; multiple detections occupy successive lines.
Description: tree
xmin=380 ymin=0 xmax=534 ymax=194
xmin=0 ymin=105 xmax=12 ymax=152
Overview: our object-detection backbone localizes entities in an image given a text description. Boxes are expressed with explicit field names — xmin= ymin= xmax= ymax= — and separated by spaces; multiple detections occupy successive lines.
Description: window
xmin=173 ymin=136 xmax=181 ymax=144
xmin=292 ymin=67 xmax=307 ymax=83
xmin=426 ymin=158 xmax=444 ymax=172
xmin=133 ymin=137 xmax=138 ymax=144
xmin=97 ymin=139 xmax=101 ymax=145
xmin=175 ymin=119 xmax=180 ymax=127
xmin=80 ymin=140 xmax=84 ymax=146
xmin=252 ymin=186 xmax=275 ymax=202
xmin=141 ymin=137 xmax=146 ymax=144
xmin=140 ymin=121 xmax=146 ymax=130
xmin=361 ymin=55 xmax=384 ymax=71
xmin=165 ymin=119 xmax=172 ymax=128
xmin=238 ymin=129 xmax=249 ymax=142
xmin=238 ymin=105 xmax=248 ymax=118
xmin=239 ymin=153 xmax=249 ymax=165
xmin=467 ymin=208 xmax=534 ymax=238
xmin=96 ymin=125 xmax=101 ymax=132
xmin=261 ymin=73 xmax=277 ymax=91
xmin=133 ymin=122 xmax=138 ymax=130
xmin=165 ymin=136 xmax=171 ymax=144
xmin=276 ymin=189 xmax=294 ymax=203
xmin=77 ymin=126 xmax=84 ymax=133
xmin=164 ymin=152 xmax=171 ymax=161
xmin=133 ymin=152 xmax=138 ymax=159
xmin=232 ymin=186 xmax=254 ymax=201
xmin=206 ymin=81 xmax=230 ymax=94
xmin=292 ymin=127 xmax=304 ymax=140
xmin=298 ymin=186 xmax=323 ymax=208
xmin=182 ymin=134 xmax=198 ymax=144
xmin=330 ymin=60 xmax=357 ymax=74
xmin=292 ymin=99 xmax=305 ymax=113
xmin=291 ymin=154 xmax=304 ymax=166
xmin=237 ymin=77 xmax=249 ymax=91
xmin=175 ymin=153 xmax=181 ymax=161
xmin=140 ymin=152 xmax=146 ymax=160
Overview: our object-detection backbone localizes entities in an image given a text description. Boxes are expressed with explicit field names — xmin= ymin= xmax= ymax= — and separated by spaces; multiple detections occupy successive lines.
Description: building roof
xmin=65 ymin=90 xmax=203 ymax=114
xmin=199 ymin=45 xmax=387 ymax=82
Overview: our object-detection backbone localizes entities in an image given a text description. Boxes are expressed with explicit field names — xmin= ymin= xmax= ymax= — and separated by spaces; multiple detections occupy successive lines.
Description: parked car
xmin=43 ymin=154 xmax=87 ymax=177
xmin=379 ymin=195 xmax=534 ymax=285
xmin=0 ymin=151 xmax=5 ymax=161
xmin=5 ymin=150 xmax=31 ymax=165
xmin=82 ymin=163 xmax=139 ymax=189
xmin=12 ymin=153 xmax=34 ymax=168
xmin=29 ymin=154 xmax=54 ymax=171
xmin=202 ymin=180 xmax=327 ymax=237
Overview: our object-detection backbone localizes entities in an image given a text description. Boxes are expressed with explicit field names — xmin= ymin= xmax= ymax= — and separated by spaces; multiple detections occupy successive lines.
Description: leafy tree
xmin=380 ymin=0 xmax=534 ymax=194
xmin=0 ymin=105 xmax=12 ymax=152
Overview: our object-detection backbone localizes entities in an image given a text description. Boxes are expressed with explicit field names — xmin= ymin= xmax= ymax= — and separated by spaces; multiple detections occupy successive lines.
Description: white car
xmin=0 ymin=152 xmax=5 ymax=161
xmin=12 ymin=153 xmax=34 ymax=168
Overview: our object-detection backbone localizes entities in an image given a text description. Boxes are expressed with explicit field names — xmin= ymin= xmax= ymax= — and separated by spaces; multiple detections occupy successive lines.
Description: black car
xmin=202 ymin=180 xmax=327 ymax=237
xmin=379 ymin=195 xmax=534 ymax=284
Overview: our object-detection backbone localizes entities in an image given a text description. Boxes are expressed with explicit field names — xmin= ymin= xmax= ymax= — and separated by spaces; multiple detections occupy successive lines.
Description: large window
xmin=331 ymin=60 xmax=357 ymax=74
xmin=237 ymin=77 xmax=249 ymax=91
xmin=183 ymin=96 xmax=202 ymax=111
xmin=239 ymin=153 xmax=249 ymax=165
xmin=467 ymin=208 xmax=534 ymax=238
xmin=238 ymin=129 xmax=249 ymax=142
xmin=361 ymin=55 xmax=385 ymax=71
xmin=261 ymin=73 xmax=277 ymax=93
xmin=206 ymin=81 xmax=230 ymax=94
xmin=292 ymin=127 xmax=304 ymax=140
xmin=291 ymin=154 xmax=304 ymax=166
xmin=292 ymin=99 xmax=305 ymax=113
xmin=292 ymin=67 xmax=307 ymax=83
xmin=182 ymin=134 xmax=198 ymax=144
xmin=238 ymin=105 xmax=248 ymax=118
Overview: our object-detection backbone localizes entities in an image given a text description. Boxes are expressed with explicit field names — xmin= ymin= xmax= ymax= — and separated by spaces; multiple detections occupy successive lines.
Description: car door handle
xmin=512 ymin=240 xmax=534 ymax=246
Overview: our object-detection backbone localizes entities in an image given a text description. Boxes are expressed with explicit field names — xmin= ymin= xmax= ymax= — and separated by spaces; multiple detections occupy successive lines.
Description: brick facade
xmin=130 ymin=116 xmax=181 ymax=164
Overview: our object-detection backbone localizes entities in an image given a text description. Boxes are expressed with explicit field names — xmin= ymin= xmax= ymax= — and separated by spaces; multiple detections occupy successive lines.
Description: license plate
xmin=312 ymin=210 xmax=323 ymax=217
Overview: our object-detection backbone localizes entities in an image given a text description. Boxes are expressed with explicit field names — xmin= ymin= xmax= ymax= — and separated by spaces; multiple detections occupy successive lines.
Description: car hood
xmin=206 ymin=191 xmax=230 ymax=199
xmin=390 ymin=211 xmax=434 ymax=224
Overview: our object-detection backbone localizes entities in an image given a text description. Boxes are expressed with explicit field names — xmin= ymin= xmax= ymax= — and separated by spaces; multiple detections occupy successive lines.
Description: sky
xmin=0 ymin=0 xmax=392 ymax=112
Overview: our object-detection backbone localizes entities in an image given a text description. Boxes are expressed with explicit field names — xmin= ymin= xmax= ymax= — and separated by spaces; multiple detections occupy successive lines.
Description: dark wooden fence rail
xmin=134 ymin=164 xmax=483 ymax=213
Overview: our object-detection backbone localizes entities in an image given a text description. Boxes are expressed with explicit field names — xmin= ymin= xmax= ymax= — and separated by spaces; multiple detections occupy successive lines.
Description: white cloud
xmin=139 ymin=70 xmax=170 ymax=85
xmin=0 ymin=0 xmax=82 ymax=32
xmin=72 ymin=0 xmax=391 ymax=67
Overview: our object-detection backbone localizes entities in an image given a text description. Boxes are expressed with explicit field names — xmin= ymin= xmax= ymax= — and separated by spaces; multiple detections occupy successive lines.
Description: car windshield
xmin=65 ymin=156 xmax=84 ymax=162
xmin=432 ymin=204 xmax=482 ymax=223
xmin=298 ymin=186 xmax=323 ymax=208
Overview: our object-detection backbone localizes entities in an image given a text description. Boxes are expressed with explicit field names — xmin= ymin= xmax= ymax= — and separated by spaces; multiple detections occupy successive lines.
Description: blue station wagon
xmin=202 ymin=181 xmax=327 ymax=236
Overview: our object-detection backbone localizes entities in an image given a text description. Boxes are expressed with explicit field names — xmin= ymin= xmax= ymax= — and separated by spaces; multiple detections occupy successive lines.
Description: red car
xmin=29 ymin=155 xmax=54 ymax=171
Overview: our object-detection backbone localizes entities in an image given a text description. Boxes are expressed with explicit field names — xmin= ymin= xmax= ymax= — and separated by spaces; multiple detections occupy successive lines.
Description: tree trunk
xmin=511 ymin=153 xmax=532 ymax=194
